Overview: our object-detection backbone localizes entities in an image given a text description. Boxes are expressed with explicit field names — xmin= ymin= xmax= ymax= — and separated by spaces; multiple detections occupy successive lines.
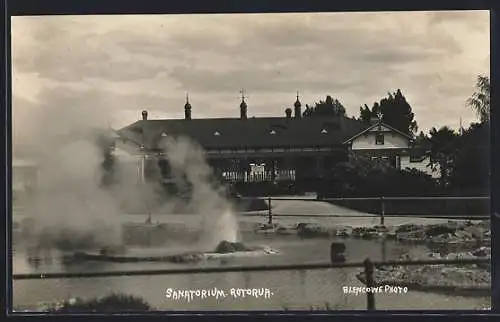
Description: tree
xmin=303 ymin=95 xmax=346 ymax=117
xmin=359 ymin=104 xmax=373 ymax=124
xmin=358 ymin=89 xmax=418 ymax=134
xmin=466 ymin=75 xmax=490 ymax=123
xmin=449 ymin=122 xmax=490 ymax=192
xmin=428 ymin=126 xmax=458 ymax=188
xmin=414 ymin=131 xmax=428 ymax=146
xmin=379 ymin=89 xmax=418 ymax=133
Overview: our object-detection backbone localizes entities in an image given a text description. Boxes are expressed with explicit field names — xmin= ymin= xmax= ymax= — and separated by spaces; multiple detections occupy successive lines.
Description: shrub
xmin=50 ymin=293 xmax=151 ymax=313
xmin=320 ymin=154 xmax=438 ymax=198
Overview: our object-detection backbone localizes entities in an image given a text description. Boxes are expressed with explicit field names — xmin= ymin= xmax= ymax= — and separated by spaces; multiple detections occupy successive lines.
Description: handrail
xmin=239 ymin=196 xmax=490 ymax=201
xmin=239 ymin=195 xmax=491 ymax=226
xmin=13 ymin=257 xmax=490 ymax=280
xmin=244 ymin=213 xmax=490 ymax=219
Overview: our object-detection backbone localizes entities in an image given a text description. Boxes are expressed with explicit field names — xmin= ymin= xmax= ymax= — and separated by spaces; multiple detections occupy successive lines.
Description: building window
xmin=371 ymin=156 xmax=379 ymax=161
xmin=375 ymin=133 xmax=384 ymax=145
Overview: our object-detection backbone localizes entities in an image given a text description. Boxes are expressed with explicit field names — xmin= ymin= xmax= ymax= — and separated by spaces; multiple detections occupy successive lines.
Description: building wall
xmin=347 ymin=125 xmax=441 ymax=179
xmin=350 ymin=130 xmax=410 ymax=150
xmin=400 ymin=155 xmax=440 ymax=178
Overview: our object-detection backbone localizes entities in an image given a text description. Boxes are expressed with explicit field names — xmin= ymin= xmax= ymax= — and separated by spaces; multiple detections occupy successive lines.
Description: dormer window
xmin=321 ymin=129 xmax=328 ymax=134
xmin=375 ymin=133 xmax=384 ymax=145
xmin=214 ymin=131 xmax=221 ymax=136
xmin=270 ymin=130 xmax=276 ymax=135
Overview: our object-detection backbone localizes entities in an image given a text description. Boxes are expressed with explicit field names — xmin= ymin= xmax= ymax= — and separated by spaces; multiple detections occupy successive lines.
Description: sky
xmin=11 ymin=11 xmax=490 ymax=146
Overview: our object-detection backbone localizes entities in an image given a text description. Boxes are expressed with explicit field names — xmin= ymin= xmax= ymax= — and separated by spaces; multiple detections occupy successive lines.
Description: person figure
xmin=146 ymin=213 xmax=152 ymax=225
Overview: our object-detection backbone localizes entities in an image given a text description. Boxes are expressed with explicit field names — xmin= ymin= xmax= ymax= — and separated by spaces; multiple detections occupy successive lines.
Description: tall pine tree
xmin=358 ymin=89 xmax=418 ymax=134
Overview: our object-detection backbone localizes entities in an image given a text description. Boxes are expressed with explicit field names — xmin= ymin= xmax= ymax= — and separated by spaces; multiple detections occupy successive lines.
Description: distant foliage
xmin=358 ymin=89 xmax=418 ymax=134
xmin=303 ymin=95 xmax=346 ymax=117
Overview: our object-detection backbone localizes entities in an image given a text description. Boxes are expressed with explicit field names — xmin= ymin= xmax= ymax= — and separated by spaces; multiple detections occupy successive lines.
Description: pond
xmin=12 ymin=232 xmax=490 ymax=311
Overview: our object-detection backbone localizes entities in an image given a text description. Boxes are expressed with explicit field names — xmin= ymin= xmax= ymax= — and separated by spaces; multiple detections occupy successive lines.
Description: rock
xmin=446 ymin=220 xmax=467 ymax=229
xmin=395 ymin=224 xmax=424 ymax=234
xmin=425 ymin=224 xmax=456 ymax=237
xmin=453 ymin=230 xmax=474 ymax=241
xmin=253 ymin=223 xmax=283 ymax=235
xmin=373 ymin=225 xmax=389 ymax=232
xmin=276 ymin=226 xmax=296 ymax=235
xmin=296 ymin=223 xmax=334 ymax=238
xmin=472 ymin=247 xmax=490 ymax=258
xmin=99 ymin=245 xmax=127 ymax=256
xmin=259 ymin=223 xmax=278 ymax=230
xmin=396 ymin=229 xmax=426 ymax=241
xmin=463 ymin=226 xmax=484 ymax=239
xmin=168 ymin=253 xmax=204 ymax=263
xmin=214 ymin=240 xmax=252 ymax=253
xmin=336 ymin=226 xmax=352 ymax=237
xmin=356 ymin=260 xmax=491 ymax=293
xmin=476 ymin=220 xmax=490 ymax=229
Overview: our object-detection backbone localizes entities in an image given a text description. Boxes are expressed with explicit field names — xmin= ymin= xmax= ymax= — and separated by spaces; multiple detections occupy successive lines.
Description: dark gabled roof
xmin=342 ymin=121 xmax=413 ymax=144
xmin=117 ymin=116 xmax=366 ymax=150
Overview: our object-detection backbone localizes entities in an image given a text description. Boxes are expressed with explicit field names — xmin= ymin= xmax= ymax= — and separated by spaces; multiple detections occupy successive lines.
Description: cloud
xmin=11 ymin=11 xmax=489 ymax=134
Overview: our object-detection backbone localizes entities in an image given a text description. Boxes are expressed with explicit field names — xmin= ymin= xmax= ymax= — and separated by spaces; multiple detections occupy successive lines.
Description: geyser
xmin=158 ymin=136 xmax=240 ymax=251
xmin=23 ymin=136 xmax=124 ymax=252
xmin=12 ymin=88 xmax=131 ymax=253
xmin=14 ymin=90 xmax=240 ymax=254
